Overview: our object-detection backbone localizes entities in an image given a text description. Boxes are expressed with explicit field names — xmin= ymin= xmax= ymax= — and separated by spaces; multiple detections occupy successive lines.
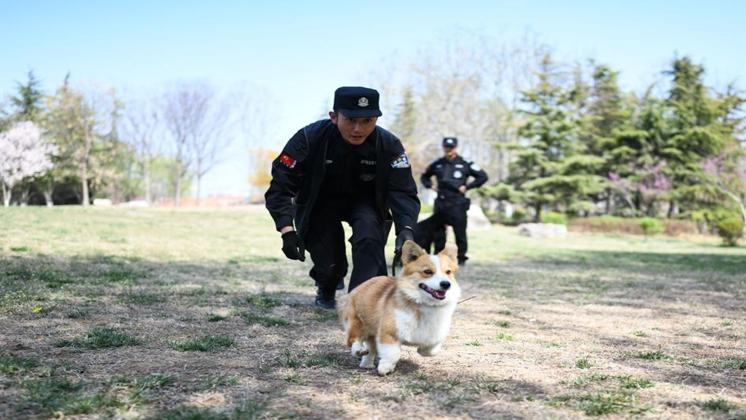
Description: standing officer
xmin=415 ymin=137 xmax=488 ymax=266
xmin=265 ymin=86 xmax=419 ymax=309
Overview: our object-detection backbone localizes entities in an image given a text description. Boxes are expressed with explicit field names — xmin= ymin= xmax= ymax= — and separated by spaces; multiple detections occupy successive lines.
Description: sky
xmin=3 ymin=0 xmax=745 ymax=196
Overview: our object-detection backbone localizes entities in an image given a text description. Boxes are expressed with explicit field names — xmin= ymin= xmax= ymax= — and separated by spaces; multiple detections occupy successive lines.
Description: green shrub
xmin=541 ymin=212 xmax=568 ymax=225
xmin=717 ymin=217 xmax=744 ymax=246
xmin=511 ymin=208 xmax=526 ymax=223
xmin=639 ymin=218 xmax=663 ymax=236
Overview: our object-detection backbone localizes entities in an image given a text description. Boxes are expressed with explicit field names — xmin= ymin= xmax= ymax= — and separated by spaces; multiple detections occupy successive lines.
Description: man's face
xmin=443 ymin=146 xmax=457 ymax=159
xmin=330 ymin=111 xmax=377 ymax=145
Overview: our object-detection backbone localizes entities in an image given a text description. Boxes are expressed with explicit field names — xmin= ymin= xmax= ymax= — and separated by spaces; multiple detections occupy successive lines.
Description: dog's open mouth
xmin=419 ymin=283 xmax=446 ymax=300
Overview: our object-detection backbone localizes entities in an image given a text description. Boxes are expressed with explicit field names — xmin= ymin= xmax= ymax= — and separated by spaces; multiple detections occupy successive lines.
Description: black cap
xmin=333 ymin=86 xmax=382 ymax=118
xmin=442 ymin=137 xmax=458 ymax=147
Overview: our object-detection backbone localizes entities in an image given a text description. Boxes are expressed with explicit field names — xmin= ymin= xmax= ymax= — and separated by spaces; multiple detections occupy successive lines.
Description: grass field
xmin=1 ymin=206 xmax=745 ymax=419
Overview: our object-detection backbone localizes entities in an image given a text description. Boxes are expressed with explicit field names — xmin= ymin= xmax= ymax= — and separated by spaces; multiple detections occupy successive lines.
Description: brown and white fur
xmin=337 ymin=240 xmax=461 ymax=375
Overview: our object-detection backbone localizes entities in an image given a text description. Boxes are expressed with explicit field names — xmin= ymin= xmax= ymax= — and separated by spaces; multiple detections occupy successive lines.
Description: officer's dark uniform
xmin=415 ymin=137 xmax=488 ymax=265
xmin=265 ymin=87 xmax=419 ymax=308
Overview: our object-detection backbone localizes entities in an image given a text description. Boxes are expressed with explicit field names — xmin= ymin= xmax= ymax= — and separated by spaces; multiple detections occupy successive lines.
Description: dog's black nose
xmin=440 ymin=280 xmax=451 ymax=290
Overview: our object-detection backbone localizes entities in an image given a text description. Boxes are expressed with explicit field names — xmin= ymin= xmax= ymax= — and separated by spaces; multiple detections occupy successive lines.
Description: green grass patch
xmin=240 ymin=312 xmax=289 ymax=327
xmin=207 ymin=314 xmax=227 ymax=322
xmin=496 ymin=332 xmax=515 ymax=341
xmin=274 ymin=350 xmax=345 ymax=368
xmin=56 ymin=326 xmax=141 ymax=349
xmin=618 ymin=375 xmax=653 ymax=390
xmin=119 ymin=291 xmax=164 ymax=305
xmin=576 ymin=391 xmax=632 ymax=416
xmin=702 ymin=398 xmax=733 ymax=412
xmin=631 ymin=351 xmax=669 ymax=361
xmin=466 ymin=340 xmax=482 ymax=346
xmin=0 ymin=353 xmax=39 ymax=374
xmin=65 ymin=307 xmax=90 ymax=319
xmin=575 ymin=357 xmax=592 ymax=369
xmin=632 ymin=330 xmax=648 ymax=337
xmin=170 ymin=335 xmax=235 ymax=352
xmin=572 ymin=373 xmax=610 ymax=387
xmin=719 ymin=358 xmax=746 ymax=370
xmin=21 ymin=376 xmax=125 ymax=416
xmin=245 ymin=292 xmax=283 ymax=308
xmin=494 ymin=320 xmax=511 ymax=328
xmin=10 ymin=246 xmax=30 ymax=252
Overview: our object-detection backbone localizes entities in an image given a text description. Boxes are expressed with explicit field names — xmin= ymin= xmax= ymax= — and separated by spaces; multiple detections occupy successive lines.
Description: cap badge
xmin=358 ymin=97 xmax=369 ymax=107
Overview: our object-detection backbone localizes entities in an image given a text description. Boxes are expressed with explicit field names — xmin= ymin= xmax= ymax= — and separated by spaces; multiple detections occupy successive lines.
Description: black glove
xmin=281 ymin=231 xmax=305 ymax=261
xmin=394 ymin=227 xmax=414 ymax=258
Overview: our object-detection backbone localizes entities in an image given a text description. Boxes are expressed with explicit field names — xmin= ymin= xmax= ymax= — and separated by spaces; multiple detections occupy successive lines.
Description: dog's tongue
xmin=433 ymin=290 xmax=446 ymax=299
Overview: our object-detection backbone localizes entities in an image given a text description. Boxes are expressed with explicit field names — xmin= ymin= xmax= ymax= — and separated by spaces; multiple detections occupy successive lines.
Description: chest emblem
xmin=360 ymin=159 xmax=376 ymax=165
xmin=453 ymin=170 xmax=463 ymax=179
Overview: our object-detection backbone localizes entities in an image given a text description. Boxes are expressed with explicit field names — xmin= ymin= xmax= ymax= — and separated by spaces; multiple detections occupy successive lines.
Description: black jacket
xmin=421 ymin=155 xmax=488 ymax=198
xmin=265 ymin=119 xmax=420 ymax=242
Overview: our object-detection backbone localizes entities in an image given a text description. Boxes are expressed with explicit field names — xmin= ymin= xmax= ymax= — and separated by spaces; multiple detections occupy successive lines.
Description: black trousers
xmin=305 ymin=196 xmax=387 ymax=293
xmin=414 ymin=198 xmax=468 ymax=263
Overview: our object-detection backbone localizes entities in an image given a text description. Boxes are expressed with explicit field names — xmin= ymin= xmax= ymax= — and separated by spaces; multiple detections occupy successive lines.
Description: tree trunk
xmin=534 ymin=201 xmax=542 ymax=222
xmin=175 ymin=162 xmax=182 ymax=208
xmin=666 ymin=200 xmax=677 ymax=218
xmin=81 ymin=168 xmax=90 ymax=206
xmin=2 ymin=183 xmax=11 ymax=207
xmin=43 ymin=178 xmax=54 ymax=207
xmin=196 ymin=174 xmax=202 ymax=207
xmin=144 ymin=159 xmax=152 ymax=204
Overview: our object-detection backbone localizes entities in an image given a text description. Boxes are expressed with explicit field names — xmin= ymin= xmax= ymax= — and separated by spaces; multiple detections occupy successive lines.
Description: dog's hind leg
xmin=359 ymin=338 xmax=377 ymax=369
xmin=417 ymin=342 xmax=442 ymax=357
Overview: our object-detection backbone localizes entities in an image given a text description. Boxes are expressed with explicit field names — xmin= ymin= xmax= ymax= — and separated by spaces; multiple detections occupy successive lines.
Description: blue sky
xmin=3 ymin=0 xmax=745 ymax=195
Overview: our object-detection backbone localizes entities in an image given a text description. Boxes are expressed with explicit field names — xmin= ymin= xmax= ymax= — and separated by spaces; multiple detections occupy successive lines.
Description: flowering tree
xmin=0 ymin=121 xmax=56 ymax=206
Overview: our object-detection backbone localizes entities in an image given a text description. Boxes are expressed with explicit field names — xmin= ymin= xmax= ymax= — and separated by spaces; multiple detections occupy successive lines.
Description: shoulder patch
xmin=279 ymin=153 xmax=297 ymax=169
xmin=470 ymin=163 xmax=481 ymax=171
xmin=391 ymin=153 xmax=411 ymax=169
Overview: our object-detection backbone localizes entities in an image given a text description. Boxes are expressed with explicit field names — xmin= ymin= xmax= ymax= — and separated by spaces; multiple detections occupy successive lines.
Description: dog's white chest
xmin=395 ymin=305 xmax=455 ymax=347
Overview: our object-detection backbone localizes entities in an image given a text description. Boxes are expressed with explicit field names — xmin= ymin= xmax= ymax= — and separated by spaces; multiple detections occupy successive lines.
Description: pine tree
xmin=10 ymin=71 xmax=44 ymax=123
xmin=496 ymin=54 xmax=606 ymax=220
xmin=663 ymin=56 xmax=730 ymax=217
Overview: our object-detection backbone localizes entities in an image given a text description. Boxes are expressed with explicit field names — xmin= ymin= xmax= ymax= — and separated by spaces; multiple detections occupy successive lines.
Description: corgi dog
xmin=338 ymin=240 xmax=461 ymax=375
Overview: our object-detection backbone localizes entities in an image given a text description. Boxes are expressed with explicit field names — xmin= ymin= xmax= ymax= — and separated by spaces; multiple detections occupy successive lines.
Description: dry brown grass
xmin=0 ymin=206 xmax=744 ymax=419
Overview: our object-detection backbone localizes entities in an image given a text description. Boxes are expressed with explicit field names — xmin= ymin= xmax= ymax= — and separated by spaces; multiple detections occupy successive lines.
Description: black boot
xmin=315 ymin=287 xmax=336 ymax=310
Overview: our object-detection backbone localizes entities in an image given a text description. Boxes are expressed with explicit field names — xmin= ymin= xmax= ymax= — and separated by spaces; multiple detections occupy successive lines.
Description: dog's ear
xmin=401 ymin=240 xmax=426 ymax=265
xmin=438 ymin=244 xmax=458 ymax=264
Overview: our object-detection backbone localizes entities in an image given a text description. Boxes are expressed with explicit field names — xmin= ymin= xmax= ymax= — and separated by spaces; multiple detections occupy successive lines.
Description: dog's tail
xmin=336 ymin=294 xmax=362 ymax=348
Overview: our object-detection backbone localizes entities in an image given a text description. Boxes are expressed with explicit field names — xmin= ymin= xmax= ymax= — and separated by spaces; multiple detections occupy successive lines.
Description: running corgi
xmin=338 ymin=240 xmax=461 ymax=375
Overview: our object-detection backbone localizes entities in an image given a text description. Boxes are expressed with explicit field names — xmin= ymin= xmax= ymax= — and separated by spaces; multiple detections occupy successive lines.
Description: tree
xmin=121 ymin=98 xmax=161 ymax=203
xmin=0 ymin=121 xmax=55 ymax=206
xmin=662 ymin=57 xmax=728 ymax=217
xmin=163 ymin=83 xmax=232 ymax=206
xmin=10 ymin=71 xmax=44 ymax=123
xmin=495 ymin=53 xmax=605 ymax=220
xmin=43 ymin=76 xmax=99 ymax=206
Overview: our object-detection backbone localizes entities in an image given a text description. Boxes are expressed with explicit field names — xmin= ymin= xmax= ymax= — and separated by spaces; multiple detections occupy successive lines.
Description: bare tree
xmin=121 ymin=97 xmax=160 ymax=203
xmin=162 ymin=82 xmax=233 ymax=206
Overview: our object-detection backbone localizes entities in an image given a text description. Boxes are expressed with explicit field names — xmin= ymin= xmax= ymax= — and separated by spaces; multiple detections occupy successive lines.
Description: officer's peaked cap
xmin=442 ymin=137 xmax=458 ymax=147
xmin=333 ymin=86 xmax=382 ymax=118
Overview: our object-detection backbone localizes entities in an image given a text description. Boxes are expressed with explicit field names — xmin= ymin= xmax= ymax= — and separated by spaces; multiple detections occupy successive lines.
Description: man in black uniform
xmin=265 ymin=86 xmax=419 ymax=309
xmin=415 ymin=137 xmax=488 ymax=266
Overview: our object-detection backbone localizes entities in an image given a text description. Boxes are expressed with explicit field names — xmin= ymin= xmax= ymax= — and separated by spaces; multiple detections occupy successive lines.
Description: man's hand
xmin=394 ymin=227 xmax=414 ymax=258
xmin=458 ymin=185 xmax=467 ymax=194
xmin=281 ymin=231 xmax=305 ymax=261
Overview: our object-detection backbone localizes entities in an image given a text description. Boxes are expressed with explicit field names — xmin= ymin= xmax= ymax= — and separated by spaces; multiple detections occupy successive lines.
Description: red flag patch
xmin=279 ymin=153 xmax=296 ymax=169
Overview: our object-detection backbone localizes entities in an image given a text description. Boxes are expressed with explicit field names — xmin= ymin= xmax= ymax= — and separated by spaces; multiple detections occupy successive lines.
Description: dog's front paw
xmin=351 ymin=341 xmax=369 ymax=357
xmin=359 ymin=354 xmax=375 ymax=369
xmin=417 ymin=343 xmax=442 ymax=357
xmin=376 ymin=360 xmax=397 ymax=375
